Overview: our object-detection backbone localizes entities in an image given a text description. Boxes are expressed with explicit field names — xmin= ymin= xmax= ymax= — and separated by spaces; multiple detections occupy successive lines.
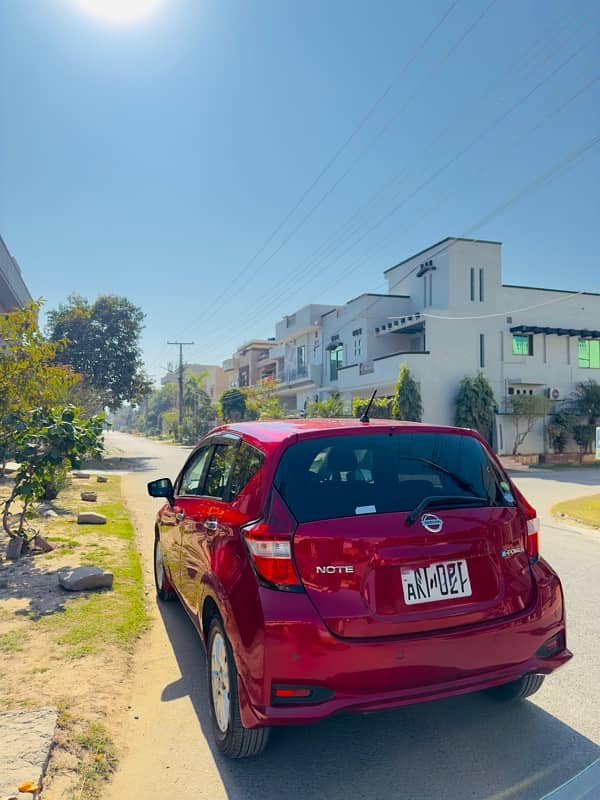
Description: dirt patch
xmin=0 ymin=475 xmax=149 ymax=799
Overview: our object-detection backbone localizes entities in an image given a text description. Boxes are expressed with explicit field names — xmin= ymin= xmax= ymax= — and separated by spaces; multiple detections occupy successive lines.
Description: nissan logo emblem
xmin=420 ymin=513 xmax=443 ymax=533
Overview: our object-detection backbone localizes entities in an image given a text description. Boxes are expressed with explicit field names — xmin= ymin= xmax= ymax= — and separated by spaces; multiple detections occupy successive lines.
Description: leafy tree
xmin=0 ymin=301 xmax=77 ymax=472
xmin=547 ymin=409 xmax=576 ymax=453
xmin=351 ymin=396 xmax=393 ymax=418
xmin=572 ymin=424 xmax=595 ymax=459
xmin=392 ymin=364 xmax=423 ymax=422
xmin=454 ymin=372 xmax=496 ymax=441
xmin=2 ymin=406 xmax=105 ymax=554
xmin=183 ymin=372 xmax=211 ymax=419
xmin=572 ymin=379 xmax=600 ymax=425
xmin=219 ymin=388 xmax=247 ymax=422
xmin=244 ymin=378 xmax=285 ymax=420
xmin=505 ymin=394 xmax=551 ymax=455
xmin=306 ymin=391 xmax=345 ymax=418
xmin=47 ymin=294 xmax=152 ymax=411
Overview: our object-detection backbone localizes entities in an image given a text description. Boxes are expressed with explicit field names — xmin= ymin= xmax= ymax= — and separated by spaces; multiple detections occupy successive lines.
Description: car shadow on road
xmin=518 ymin=468 xmax=600 ymax=487
xmin=81 ymin=455 xmax=161 ymax=472
xmin=157 ymin=601 xmax=598 ymax=800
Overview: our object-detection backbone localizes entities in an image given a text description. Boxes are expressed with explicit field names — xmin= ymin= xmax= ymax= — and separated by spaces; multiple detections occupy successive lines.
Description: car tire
xmin=485 ymin=673 xmax=545 ymax=702
xmin=207 ymin=617 xmax=270 ymax=758
xmin=154 ymin=535 xmax=176 ymax=601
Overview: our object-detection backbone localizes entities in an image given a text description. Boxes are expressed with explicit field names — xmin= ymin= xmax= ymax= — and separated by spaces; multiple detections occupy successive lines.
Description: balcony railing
xmin=279 ymin=363 xmax=320 ymax=385
xmin=282 ymin=365 xmax=308 ymax=382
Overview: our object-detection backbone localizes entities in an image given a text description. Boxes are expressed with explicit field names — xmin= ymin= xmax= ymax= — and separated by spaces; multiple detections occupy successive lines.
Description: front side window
xmin=204 ymin=444 xmax=238 ymax=500
xmin=179 ymin=447 xmax=212 ymax=495
xmin=329 ymin=345 xmax=344 ymax=381
xmin=275 ymin=433 xmax=509 ymax=523
xmin=353 ymin=335 xmax=362 ymax=358
xmin=578 ymin=340 xmax=600 ymax=369
xmin=512 ymin=334 xmax=533 ymax=356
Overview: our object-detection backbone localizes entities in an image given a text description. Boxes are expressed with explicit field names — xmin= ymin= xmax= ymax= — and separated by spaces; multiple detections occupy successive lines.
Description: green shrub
xmin=351 ymin=396 xmax=393 ymax=418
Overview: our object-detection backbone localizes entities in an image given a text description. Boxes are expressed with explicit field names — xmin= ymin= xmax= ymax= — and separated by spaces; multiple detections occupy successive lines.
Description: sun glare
xmin=72 ymin=0 xmax=163 ymax=24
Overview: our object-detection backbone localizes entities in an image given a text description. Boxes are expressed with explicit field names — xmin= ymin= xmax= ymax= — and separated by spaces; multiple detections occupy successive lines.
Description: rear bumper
xmin=237 ymin=558 xmax=572 ymax=728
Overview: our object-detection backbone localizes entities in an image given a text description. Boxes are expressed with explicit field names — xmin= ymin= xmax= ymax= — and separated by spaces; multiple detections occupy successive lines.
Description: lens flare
xmin=72 ymin=0 xmax=163 ymax=24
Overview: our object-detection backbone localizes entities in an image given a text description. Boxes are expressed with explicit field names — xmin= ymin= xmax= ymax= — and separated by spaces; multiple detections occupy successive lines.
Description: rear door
xmin=276 ymin=431 xmax=533 ymax=639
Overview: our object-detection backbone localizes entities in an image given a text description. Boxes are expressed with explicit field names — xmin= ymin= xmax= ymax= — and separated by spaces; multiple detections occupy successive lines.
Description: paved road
xmin=103 ymin=431 xmax=600 ymax=800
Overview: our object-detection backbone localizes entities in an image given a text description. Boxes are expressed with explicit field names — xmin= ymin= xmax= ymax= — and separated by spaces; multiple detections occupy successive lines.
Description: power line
xmin=420 ymin=287 xmax=600 ymax=321
xmin=194 ymin=15 xmax=599 ymax=355
xmin=211 ymin=129 xmax=600 ymax=361
xmin=169 ymin=0 xmax=461 ymax=345
xmin=196 ymin=45 xmax=600 ymax=358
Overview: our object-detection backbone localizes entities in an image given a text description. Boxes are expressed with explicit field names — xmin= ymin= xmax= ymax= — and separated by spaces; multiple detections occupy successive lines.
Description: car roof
xmin=207 ymin=418 xmax=481 ymax=452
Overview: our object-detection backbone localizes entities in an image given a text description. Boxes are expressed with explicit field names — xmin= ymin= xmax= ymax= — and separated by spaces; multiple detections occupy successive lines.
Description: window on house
xmin=423 ymin=277 xmax=427 ymax=307
xmin=578 ymin=340 xmax=600 ymax=369
xmin=429 ymin=274 xmax=433 ymax=306
xmin=512 ymin=334 xmax=533 ymax=356
xmin=479 ymin=268 xmax=484 ymax=302
xmin=479 ymin=334 xmax=485 ymax=368
xmin=470 ymin=268 xmax=475 ymax=301
xmin=297 ymin=345 xmax=306 ymax=371
xmin=329 ymin=345 xmax=344 ymax=381
xmin=353 ymin=335 xmax=362 ymax=358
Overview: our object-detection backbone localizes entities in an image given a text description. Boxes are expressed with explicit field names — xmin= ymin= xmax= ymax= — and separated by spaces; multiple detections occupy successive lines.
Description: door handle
xmin=204 ymin=518 xmax=218 ymax=532
xmin=176 ymin=511 xmax=185 ymax=522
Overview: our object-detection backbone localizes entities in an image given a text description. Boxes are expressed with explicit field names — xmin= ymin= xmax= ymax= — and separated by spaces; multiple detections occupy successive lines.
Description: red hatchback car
xmin=148 ymin=418 xmax=572 ymax=757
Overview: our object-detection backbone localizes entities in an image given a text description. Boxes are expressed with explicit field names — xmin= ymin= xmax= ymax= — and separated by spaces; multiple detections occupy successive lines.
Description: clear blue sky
xmin=1 ymin=0 xmax=599 ymax=383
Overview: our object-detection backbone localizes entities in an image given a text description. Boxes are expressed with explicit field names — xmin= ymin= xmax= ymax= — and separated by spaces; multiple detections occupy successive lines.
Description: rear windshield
xmin=274 ymin=432 xmax=512 ymax=523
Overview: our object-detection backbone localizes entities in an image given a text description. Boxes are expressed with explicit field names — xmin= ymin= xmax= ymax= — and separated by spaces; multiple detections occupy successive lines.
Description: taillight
xmin=242 ymin=488 xmax=302 ymax=590
xmin=521 ymin=499 xmax=540 ymax=562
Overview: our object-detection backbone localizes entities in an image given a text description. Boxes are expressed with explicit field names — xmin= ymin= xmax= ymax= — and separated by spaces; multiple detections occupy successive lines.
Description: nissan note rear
xmin=148 ymin=419 xmax=572 ymax=757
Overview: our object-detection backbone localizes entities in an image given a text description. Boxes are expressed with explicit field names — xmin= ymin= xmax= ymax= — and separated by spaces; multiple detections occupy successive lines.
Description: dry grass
xmin=0 ymin=474 xmax=149 ymax=799
xmin=552 ymin=493 xmax=600 ymax=529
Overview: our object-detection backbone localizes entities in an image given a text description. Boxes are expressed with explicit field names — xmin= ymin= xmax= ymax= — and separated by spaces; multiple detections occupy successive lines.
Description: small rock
xmin=42 ymin=509 xmax=58 ymax=518
xmin=72 ymin=471 xmax=91 ymax=479
xmin=96 ymin=475 xmax=108 ymax=483
xmin=80 ymin=491 xmax=97 ymax=502
xmin=59 ymin=566 xmax=113 ymax=591
xmin=33 ymin=534 xmax=54 ymax=553
xmin=77 ymin=512 xmax=106 ymax=525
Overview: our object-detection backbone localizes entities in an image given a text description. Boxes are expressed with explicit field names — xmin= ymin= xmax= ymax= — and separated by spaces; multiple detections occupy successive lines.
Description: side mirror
xmin=147 ymin=478 xmax=174 ymax=505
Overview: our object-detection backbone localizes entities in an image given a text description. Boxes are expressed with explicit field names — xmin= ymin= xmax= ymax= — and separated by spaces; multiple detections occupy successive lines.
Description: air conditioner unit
xmin=546 ymin=387 xmax=561 ymax=401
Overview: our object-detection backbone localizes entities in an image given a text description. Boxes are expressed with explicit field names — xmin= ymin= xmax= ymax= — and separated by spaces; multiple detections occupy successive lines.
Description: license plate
xmin=401 ymin=559 xmax=472 ymax=605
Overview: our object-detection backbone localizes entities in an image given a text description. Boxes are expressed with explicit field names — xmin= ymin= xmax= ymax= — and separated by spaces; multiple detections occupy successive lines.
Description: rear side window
xmin=229 ymin=442 xmax=264 ymax=499
xmin=204 ymin=444 xmax=238 ymax=500
xmin=274 ymin=433 xmax=509 ymax=523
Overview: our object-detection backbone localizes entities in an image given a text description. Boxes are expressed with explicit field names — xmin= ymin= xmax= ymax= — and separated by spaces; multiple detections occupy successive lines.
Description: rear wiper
xmin=397 ymin=456 xmax=480 ymax=495
xmin=405 ymin=495 xmax=488 ymax=527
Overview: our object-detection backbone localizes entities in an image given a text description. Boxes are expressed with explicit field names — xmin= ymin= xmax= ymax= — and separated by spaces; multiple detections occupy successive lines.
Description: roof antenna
xmin=360 ymin=389 xmax=377 ymax=423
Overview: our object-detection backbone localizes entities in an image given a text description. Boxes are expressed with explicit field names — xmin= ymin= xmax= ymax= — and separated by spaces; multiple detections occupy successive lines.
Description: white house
xmin=333 ymin=237 xmax=600 ymax=453
xmin=269 ymin=304 xmax=339 ymax=411
xmin=0 ymin=235 xmax=32 ymax=312
xmin=271 ymin=237 xmax=599 ymax=454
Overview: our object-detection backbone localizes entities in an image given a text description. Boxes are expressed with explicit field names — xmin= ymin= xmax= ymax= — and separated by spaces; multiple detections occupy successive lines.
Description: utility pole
xmin=167 ymin=340 xmax=194 ymax=425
